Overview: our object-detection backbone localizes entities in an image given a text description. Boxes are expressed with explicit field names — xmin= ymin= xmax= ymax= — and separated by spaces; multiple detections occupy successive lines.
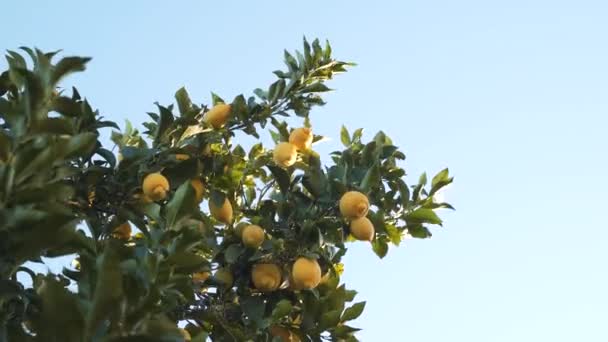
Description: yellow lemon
xmin=209 ymin=198 xmax=233 ymax=224
xmin=291 ymin=257 xmax=322 ymax=290
xmin=142 ymin=173 xmax=170 ymax=201
xmin=273 ymin=142 xmax=297 ymax=168
xmin=203 ymin=103 xmax=231 ymax=129
xmin=350 ymin=216 xmax=375 ymax=241
xmin=339 ymin=191 xmax=369 ymax=219
xmin=112 ymin=222 xmax=131 ymax=240
xmin=179 ymin=328 xmax=191 ymax=341
xmin=242 ymin=225 xmax=265 ymax=249
xmin=214 ymin=268 xmax=234 ymax=287
xmin=192 ymin=271 xmax=211 ymax=283
xmin=251 ymin=263 xmax=282 ymax=292
xmin=190 ymin=179 xmax=205 ymax=202
xmin=270 ymin=326 xmax=300 ymax=342
xmin=289 ymin=127 xmax=313 ymax=151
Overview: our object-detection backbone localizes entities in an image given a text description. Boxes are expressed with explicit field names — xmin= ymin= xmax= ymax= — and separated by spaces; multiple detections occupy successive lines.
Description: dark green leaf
xmin=360 ymin=164 xmax=380 ymax=192
xmin=341 ymin=302 xmax=366 ymax=322
xmin=51 ymin=56 xmax=91 ymax=85
xmin=267 ymin=165 xmax=290 ymax=194
xmin=272 ymin=299 xmax=293 ymax=319
xmin=320 ymin=309 xmax=342 ymax=330
xmin=175 ymin=87 xmax=192 ymax=116
xmin=371 ymin=239 xmax=388 ymax=258
xmin=165 ymin=181 xmax=196 ymax=227
xmin=224 ymin=244 xmax=242 ymax=264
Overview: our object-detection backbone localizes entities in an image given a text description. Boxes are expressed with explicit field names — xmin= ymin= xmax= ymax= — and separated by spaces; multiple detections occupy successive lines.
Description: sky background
xmin=3 ymin=1 xmax=608 ymax=341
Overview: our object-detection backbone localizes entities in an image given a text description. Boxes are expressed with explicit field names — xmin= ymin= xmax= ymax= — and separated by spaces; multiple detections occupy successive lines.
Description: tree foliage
xmin=0 ymin=39 xmax=453 ymax=341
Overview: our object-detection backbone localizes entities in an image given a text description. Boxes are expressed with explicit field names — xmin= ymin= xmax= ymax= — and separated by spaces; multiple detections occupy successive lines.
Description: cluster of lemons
xmin=273 ymin=127 xmax=313 ymax=168
xmin=108 ymin=104 xmax=376 ymax=340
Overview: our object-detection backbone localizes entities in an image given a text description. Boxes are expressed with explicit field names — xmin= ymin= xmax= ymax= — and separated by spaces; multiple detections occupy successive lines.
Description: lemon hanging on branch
xmin=142 ymin=173 xmax=170 ymax=201
xmin=209 ymin=197 xmax=233 ymax=224
xmin=350 ymin=216 xmax=375 ymax=241
xmin=241 ymin=224 xmax=265 ymax=248
xmin=289 ymin=127 xmax=313 ymax=151
xmin=273 ymin=142 xmax=298 ymax=168
xmin=203 ymin=103 xmax=231 ymax=129
xmin=291 ymin=257 xmax=322 ymax=290
xmin=339 ymin=191 xmax=369 ymax=219
xmin=251 ymin=263 xmax=282 ymax=292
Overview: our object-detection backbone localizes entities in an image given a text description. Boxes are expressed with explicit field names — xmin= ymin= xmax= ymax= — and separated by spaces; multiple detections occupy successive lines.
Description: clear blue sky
xmin=3 ymin=1 xmax=607 ymax=341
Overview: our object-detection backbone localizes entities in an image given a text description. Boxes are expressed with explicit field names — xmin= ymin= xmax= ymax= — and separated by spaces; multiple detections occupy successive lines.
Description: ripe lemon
xmin=291 ymin=257 xmax=322 ymax=290
xmin=350 ymin=217 xmax=375 ymax=241
xmin=214 ymin=268 xmax=234 ymax=287
xmin=289 ymin=127 xmax=313 ymax=151
xmin=142 ymin=173 xmax=170 ymax=201
xmin=209 ymin=198 xmax=233 ymax=224
xmin=179 ymin=328 xmax=191 ymax=341
xmin=112 ymin=222 xmax=131 ymax=240
xmin=270 ymin=326 xmax=300 ymax=342
xmin=203 ymin=103 xmax=231 ymax=129
xmin=273 ymin=142 xmax=297 ymax=168
xmin=339 ymin=191 xmax=369 ymax=219
xmin=190 ymin=179 xmax=205 ymax=202
xmin=251 ymin=263 xmax=282 ymax=292
xmin=192 ymin=271 xmax=211 ymax=283
xmin=242 ymin=225 xmax=265 ymax=248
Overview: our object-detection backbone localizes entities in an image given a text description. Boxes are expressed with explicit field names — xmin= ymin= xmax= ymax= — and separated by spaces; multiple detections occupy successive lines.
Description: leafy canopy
xmin=0 ymin=38 xmax=453 ymax=341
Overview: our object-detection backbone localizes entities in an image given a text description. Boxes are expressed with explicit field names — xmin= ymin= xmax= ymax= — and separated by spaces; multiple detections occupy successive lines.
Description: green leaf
xmin=268 ymin=79 xmax=286 ymax=103
xmin=52 ymin=96 xmax=81 ymax=117
xmin=64 ymin=132 xmax=97 ymax=159
xmin=320 ymin=309 xmax=342 ymax=330
xmin=340 ymin=125 xmax=351 ymax=146
xmin=224 ymin=244 xmax=242 ymax=264
xmin=87 ymin=241 xmax=123 ymax=334
xmin=408 ymin=224 xmax=432 ymax=238
xmin=385 ymin=224 xmax=402 ymax=245
xmin=360 ymin=164 xmax=380 ymax=192
xmin=231 ymin=94 xmax=248 ymax=120
xmin=431 ymin=168 xmax=449 ymax=187
xmin=165 ymin=181 xmax=196 ymax=227
xmin=210 ymin=92 xmax=224 ymax=105
xmin=396 ymin=179 xmax=410 ymax=209
xmin=241 ymin=296 xmax=266 ymax=328
xmin=154 ymin=104 xmax=174 ymax=145
xmin=175 ymin=87 xmax=192 ymax=116
xmin=272 ymin=299 xmax=293 ymax=319
xmin=371 ymin=239 xmax=388 ymax=258
xmin=267 ymin=165 xmax=290 ymax=194
xmin=0 ymin=130 xmax=11 ymax=161
xmin=430 ymin=168 xmax=453 ymax=196
xmin=352 ymin=128 xmax=363 ymax=143
xmin=301 ymin=83 xmax=331 ymax=93
xmin=341 ymin=302 xmax=366 ymax=322
xmin=167 ymin=252 xmax=209 ymax=272
xmin=51 ymin=56 xmax=91 ymax=85
xmin=418 ymin=172 xmax=427 ymax=186
xmin=407 ymin=208 xmax=442 ymax=226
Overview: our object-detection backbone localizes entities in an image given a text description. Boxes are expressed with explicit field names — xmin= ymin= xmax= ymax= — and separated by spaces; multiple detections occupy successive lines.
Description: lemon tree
xmin=0 ymin=39 xmax=453 ymax=341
